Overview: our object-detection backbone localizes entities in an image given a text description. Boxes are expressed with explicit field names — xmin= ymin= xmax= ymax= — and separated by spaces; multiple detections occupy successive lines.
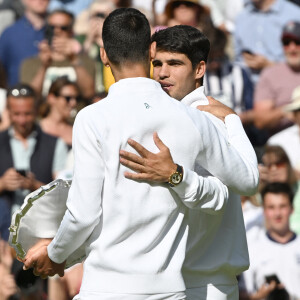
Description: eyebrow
xmin=152 ymin=59 xmax=185 ymax=65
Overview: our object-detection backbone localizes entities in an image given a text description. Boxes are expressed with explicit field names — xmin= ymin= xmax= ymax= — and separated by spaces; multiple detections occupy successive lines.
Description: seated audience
xmin=20 ymin=9 xmax=95 ymax=100
xmin=254 ymin=21 xmax=300 ymax=137
xmin=243 ymin=182 xmax=300 ymax=300
xmin=0 ymin=83 xmax=68 ymax=239
xmin=259 ymin=145 xmax=300 ymax=234
xmin=0 ymin=0 xmax=49 ymax=87
xmin=268 ymin=85 xmax=300 ymax=177
xmin=234 ymin=0 xmax=300 ymax=84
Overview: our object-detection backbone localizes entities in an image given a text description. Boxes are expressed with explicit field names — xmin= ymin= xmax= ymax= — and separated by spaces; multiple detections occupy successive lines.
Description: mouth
xmin=159 ymin=81 xmax=173 ymax=92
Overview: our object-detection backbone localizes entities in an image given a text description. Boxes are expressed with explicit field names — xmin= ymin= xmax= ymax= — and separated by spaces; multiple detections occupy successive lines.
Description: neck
xmin=268 ymin=227 xmax=294 ymax=244
xmin=110 ymin=62 xmax=150 ymax=82
xmin=25 ymin=10 xmax=46 ymax=30
xmin=254 ymin=0 xmax=275 ymax=11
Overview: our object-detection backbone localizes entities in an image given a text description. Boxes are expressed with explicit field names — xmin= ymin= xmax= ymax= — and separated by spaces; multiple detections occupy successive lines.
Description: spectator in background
xmin=20 ymin=9 xmax=95 ymax=100
xmin=0 ymin=0 xmax=49 ymax=87
xmin=243 ymin=183 xmax=300 ymax=300
xmin=234 ymin=0 xmax=300 ymax=84
xmin=258 ymin=145 xmax=300 ymax=234
xmin=0 ymin=83 xmax=68 ymax=240
xmin=200 ymin=0 xmax=244 ymax=34
xmin=268 ymin=85 xmax=300 ymax=177
xmin=163 ymin=0 xmax=212 ymax=31
xmin=74 ymin=0 xmax=116 ymax=93
xmin=39 ymin=77 xmax=80 ymax=149
xmin=254 ymin=21 xmax=300 ymax=138
xmin=203 ymin=27 xmax=268 ymax=154
xmin=48 ymin=0 xmax=93 ymax=17
xmin=259 ymin=145 xmax=297 ymax=192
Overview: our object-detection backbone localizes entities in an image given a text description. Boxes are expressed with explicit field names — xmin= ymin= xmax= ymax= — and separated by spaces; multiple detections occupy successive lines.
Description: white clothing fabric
xmin=180 ymin=87 xmax=258 ymax=292
xmin=242 ymin=201 xmax=264 ymax=233
xmin=73 ymin=291 xmax=186 ymax=300
xmin=186 ymin=284 xmax=238 ymax=300
xmin=47 ymin=78 xmax=258 ymax=296
xmin=267 ymin=125 xmax=300 ymax=172
xmin=200 ymin=0 xmax=244 ymax=32
xmin=244 ymin=229 xmax=300 ymax=299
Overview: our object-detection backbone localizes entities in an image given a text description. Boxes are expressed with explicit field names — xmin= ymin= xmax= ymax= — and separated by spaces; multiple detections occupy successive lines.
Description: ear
xmin=100 ymin=47 xmax=110 ymax=67
xmin=195 ymin=61 xmax=206 ymax=80
xmin=150 ymin=42 xmax=157 ymax=60
xmin=47 ymin=93 xmax=56 ymax=104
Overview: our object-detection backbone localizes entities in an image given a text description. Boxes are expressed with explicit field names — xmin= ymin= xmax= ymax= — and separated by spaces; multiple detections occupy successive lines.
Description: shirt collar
xmin=247 ymin=0 xmax=281 ymax=13
xmin=181 ymin=86 xmax=208 ymax=108
xmin=108 ymin=77 xmax=162 ymax=95
xmin=266 ymin=231 xmax=297 ymax=244
xmin=8 ymin=125 xmax=38 ymax=140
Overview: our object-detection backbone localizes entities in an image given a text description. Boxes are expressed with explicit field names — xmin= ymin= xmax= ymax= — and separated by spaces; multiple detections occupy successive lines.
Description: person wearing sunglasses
xmin=40 ymin=77 xmax=80 ymax=149
xmin=253 ymin=21 xmax=300 ymax=140
xmin=20 ymin=9 xmax=95 ymax=100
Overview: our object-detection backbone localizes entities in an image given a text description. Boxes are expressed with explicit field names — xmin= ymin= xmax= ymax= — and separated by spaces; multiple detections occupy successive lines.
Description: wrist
xmin=167 ymin=164 xmax=183 ymax=187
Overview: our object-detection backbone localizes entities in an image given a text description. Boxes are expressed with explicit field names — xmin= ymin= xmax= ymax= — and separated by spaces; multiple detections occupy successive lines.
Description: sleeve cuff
xmin=170 ymin=167 xmax=199 ymax=199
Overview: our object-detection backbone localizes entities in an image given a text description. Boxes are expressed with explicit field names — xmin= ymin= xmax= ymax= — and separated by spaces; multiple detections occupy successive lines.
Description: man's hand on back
xmin=197 ymin=96 xmax=236 ymax=122
xmin=119 ymin=132 xmax=177 ymax=183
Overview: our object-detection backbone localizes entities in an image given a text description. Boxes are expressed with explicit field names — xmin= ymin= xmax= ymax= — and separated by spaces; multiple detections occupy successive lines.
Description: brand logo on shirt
xmin=144 ymin=103 xmax=151 ymax=109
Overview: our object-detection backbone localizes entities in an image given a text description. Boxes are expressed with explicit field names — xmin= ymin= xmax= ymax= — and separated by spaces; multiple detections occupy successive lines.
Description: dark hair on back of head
xmin=151 ymin=25 xmax=210 ymax=68
xmin=261 ymin=182 xmax=294 ymax=206
xmin=102 ymin=8 xmax=151 ymax=66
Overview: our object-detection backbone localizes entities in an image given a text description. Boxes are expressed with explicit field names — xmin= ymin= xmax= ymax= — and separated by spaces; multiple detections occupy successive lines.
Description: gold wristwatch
xmin=168 ymin=164 xmax=183 ymax=187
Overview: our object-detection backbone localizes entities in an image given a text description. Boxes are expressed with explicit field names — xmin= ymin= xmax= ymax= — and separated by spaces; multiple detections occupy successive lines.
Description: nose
xmin=159 ymin=64 xmax=170 ymax=79
xmin=69 ymin=98 xmax=77 ymax=108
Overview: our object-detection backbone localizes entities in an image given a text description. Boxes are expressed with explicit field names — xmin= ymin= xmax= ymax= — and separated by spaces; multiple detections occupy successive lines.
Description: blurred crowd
xmin=0 ymin=0 xmax=300 ymax=299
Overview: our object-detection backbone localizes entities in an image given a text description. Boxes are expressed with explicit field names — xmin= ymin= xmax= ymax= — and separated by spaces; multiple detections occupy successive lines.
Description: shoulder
xmin=0 ymin=129 xmax=9 ymax=139
xmin=0 ymin=17 xmax=26 ymax=38
xmin=261 ymin=63 xmax=286 ymax=77
xmin=21 ymin=56 xmax=40 ymax=67
xmin=268 ymin=125 xmax=297 ymax=144
xmin=281 ymin=0 xmax=300 ymax=12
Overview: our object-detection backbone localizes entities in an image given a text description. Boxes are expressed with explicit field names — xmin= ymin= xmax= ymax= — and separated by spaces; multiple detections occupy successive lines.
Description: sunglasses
xmin=59 ymin=95 xmax=80 ymax=102
xmin=264 ymin=161 xmax=286 ymax=169
xmin=282 ymin=38 xmax=300 ymax=46
xmin=48 ymin=24 xmax=72 ymax=32
xmin=8 ymin=86 xmax=35 ymax=98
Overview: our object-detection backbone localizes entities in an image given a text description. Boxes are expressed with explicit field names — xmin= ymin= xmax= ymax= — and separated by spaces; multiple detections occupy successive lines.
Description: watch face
xmin=171 ymin=173 xmax=182 ymax=184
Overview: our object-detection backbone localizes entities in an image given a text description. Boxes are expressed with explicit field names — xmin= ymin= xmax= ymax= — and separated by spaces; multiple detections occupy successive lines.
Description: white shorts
xmin=73 ymin=292 xmax=186 ymax=300
xmin=186 ymin=284 xmax=238 ymax=300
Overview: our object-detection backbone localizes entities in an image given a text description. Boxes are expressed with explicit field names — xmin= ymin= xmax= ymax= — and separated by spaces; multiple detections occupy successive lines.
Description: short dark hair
xmin=151 ymin=25 xmax=210 ymax=68
xmin=7 ymin=83 xmax=36 ymax=99
xmin=7 ymin=83 xmax=38 ymax=109
xmin=102 ymin=8 xmax=151 ymax=66
xmin=261 ymin=182 xmax=294 ymax=206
